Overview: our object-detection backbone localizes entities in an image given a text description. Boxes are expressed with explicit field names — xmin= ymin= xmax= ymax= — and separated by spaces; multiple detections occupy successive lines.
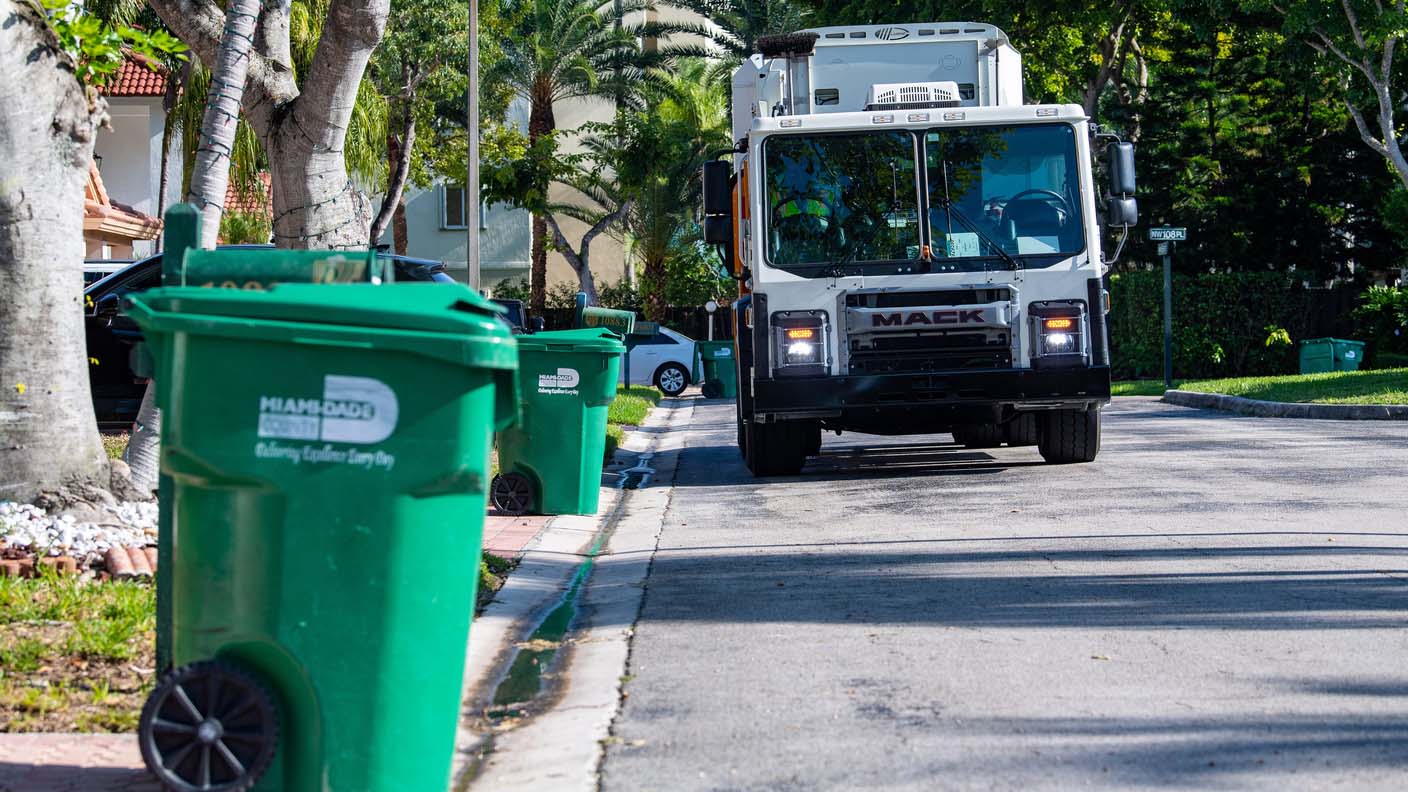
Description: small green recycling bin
xmin=490 ymin=328 xmax=624 ymax=516
xmin=1299 ymin=337 xmax=1366 ymax=373
xmin=695 ymin=340 xmax=737 ymax=399
xmin=125 ymin=283 xmax=517 ymax=792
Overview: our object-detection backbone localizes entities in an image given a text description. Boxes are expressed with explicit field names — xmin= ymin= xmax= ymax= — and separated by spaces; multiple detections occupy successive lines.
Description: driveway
xmin=600 ymin=397 xmax=1408 ymax=790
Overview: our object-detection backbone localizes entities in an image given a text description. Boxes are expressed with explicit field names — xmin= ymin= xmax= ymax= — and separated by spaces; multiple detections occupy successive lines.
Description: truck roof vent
xmin=865 ymin=81 xmax=961 ymax=111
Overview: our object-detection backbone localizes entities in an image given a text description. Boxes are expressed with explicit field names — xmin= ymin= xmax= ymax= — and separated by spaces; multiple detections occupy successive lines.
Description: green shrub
xmin=1108 ymin=271 xmax=1349 ymax=380
xmin=1351 ymin=285 xmax=1408 ymax=362
xmin=219 ymin=210 xmax=271 ymax=245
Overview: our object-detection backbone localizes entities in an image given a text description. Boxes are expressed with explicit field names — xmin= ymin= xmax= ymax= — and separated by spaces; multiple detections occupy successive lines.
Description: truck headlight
xmin=772 ymin=311 xmax=829 ymax=376
xmin=1029 ymin=302 xmax=1088 ymax=368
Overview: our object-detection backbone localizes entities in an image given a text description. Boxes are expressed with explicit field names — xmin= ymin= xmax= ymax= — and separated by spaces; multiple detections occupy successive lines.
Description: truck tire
xmin=736 ymin=412 xmax=748 ymax=458
xmin=1038 ymin=408 xmax=1101 ymax=464
xmin=745 ymin=420 xmax=808 ymax=477
xmin=1005 ymin=413 xmax=1039 ymax=447
xmin=953 ymin=423 xmax=1004 ymax=448
xmin=805 ymin=424 xmax=823 ymax=456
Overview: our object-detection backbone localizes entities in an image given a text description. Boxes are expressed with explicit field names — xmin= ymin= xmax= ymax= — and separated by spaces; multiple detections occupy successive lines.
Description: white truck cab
xmin=702 ymin=23 xmax=1138 ymax=476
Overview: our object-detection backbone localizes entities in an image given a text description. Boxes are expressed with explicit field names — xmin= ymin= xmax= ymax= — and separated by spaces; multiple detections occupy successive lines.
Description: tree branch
xmin=295 ymin=0 xmax=391 ymax=142
xmin=145 ymin=0 xmax=295 ymax=106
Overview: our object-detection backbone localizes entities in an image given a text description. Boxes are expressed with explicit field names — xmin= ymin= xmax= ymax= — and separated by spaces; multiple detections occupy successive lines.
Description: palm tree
xmin=488 ymin=0 xmax=680 ymax=312
xmin=592 ymin=59 xmax=729 ymax=319
xmin=666 ymin=0 xmax=808 ymax=72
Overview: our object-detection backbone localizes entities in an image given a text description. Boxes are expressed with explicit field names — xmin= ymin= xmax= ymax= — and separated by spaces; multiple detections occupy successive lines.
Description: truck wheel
xmin=745 ymin=420 xmax=808 ymax=477
xmin=805 ymin=424 xmax=823 ymax=456
xmin=953 ymin=423 xmax=1004 ymax=449
xmin=1005 ymin=413 xmax=1039 ymax=447
xmin=1038 ymin=408 xmax=1101 ymax=464
xmin=736 ymin=413 xmax=748 ymax=459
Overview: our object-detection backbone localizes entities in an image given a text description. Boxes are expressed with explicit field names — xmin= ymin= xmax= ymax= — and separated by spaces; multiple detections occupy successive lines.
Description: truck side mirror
xmin=702 ymin=161 xmax=733 ymax=245
xmin=1106 ymin=141 xmax=1137 ymax=228
xmin=1108 ymin=197 xmax=1138 ymax=227
xmin=1108 ymin=142 xmax=1136 ymax=197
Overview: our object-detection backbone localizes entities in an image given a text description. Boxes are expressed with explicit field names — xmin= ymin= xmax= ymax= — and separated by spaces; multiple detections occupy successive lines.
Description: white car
xmin=620 ymin=327 xmax=696 ymax=396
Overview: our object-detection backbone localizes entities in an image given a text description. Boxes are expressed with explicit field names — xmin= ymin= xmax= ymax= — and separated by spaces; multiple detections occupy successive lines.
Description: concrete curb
xmin=452 ymin=396 xmax=693 ymax=790
xmin=465 ymin=398 xmax=692 ymax=791
xmin=1162 ymin=389 xmax=1408 ymax=420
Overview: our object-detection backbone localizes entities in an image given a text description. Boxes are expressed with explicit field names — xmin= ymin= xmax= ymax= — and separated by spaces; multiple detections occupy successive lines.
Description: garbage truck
xmin=701 ymin=22 xmax=1139 ymax=476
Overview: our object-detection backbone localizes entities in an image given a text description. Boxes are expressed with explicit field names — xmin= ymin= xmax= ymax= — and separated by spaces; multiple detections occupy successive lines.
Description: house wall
xmin=376 ymin=188 xmax=531 ymax=289
xmin=92 ymin=96 xmax=181 ymax=257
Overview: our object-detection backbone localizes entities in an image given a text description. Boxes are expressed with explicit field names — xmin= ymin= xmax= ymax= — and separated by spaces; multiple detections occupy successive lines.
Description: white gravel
xmin=0 ymin=500 xmax=158 ymax=559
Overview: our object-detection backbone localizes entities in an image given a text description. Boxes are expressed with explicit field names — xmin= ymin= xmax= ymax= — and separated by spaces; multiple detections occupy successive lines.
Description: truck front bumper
xmin=751 ymin=366 xmax=1111 ymax=421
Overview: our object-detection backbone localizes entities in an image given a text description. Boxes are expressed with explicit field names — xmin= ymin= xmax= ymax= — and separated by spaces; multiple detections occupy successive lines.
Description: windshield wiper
xmin=934 ymin=159 xmax=1022 ymax=272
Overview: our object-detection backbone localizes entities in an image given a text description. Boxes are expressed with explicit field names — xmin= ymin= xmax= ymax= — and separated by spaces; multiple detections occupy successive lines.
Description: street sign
xmin=1149 ymin=227 xmax=1187 ymax=242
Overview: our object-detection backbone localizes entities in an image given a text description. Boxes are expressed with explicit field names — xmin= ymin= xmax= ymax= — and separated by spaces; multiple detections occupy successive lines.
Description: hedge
xmin=1108 ymin=271 xmax=1363 ymax=380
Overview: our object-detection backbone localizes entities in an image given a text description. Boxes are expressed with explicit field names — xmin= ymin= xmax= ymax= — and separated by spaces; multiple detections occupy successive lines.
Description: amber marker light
xmin=786 ymin=328 xmax=816 ymax=340
xmin=1043 ymin=317 xmax=1074 ymax=330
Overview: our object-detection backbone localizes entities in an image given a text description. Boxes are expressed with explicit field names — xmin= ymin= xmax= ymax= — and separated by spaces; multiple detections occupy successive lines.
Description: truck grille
xmin=844 ymin=287 xmax=1014 ymax=375
xmin=848 ymin=332 xmax=1011 ymax=374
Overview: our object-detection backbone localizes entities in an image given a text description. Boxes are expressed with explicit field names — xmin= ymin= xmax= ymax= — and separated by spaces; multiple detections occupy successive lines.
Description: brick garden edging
xmin=1162 ymin=389 xmax=1408 ymax=420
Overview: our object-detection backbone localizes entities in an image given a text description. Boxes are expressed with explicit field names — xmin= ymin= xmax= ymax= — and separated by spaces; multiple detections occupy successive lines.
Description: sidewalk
xmin=0 ymin=511 xmax=551 ymax=790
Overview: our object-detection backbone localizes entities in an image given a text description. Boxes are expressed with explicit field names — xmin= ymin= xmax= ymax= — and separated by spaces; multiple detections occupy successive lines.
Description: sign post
xmin=1149 ymin=227 xmax=1187 ymax=390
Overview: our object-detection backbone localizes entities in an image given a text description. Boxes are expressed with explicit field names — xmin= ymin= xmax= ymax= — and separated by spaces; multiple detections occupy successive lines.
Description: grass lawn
xmin=1114 ymin=368 xmax=1408 ymax=405
xmin=608 ymin=385 xmax=662 ymax=427
xmin=0 ymin=570 xmax=155 ymax=732
xmin=604 ymin=385 xmax=662 ymax=462
xmin=1111 ymin=380 xmax=1169 ymax=396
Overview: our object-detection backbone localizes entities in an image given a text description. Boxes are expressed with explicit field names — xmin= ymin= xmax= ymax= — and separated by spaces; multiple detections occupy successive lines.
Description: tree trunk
xmin=643 ymin=254 xmax=667 ymax=322
xmin=186 ymin=0 xmax=261 ymax=248
xmin=531 ymin=214 xmax=549 ymax=310
xmin=147 ymin=0 xmax=390 ymax=250
xmin=0 ymin=1 xmax=109 ymax=502
xmin=370 ymin=102 xmax=415 ymax=247
xmin=154 ymin=61 xmax=188 ymax=252
xmin=392 ymin=197 xmax=409 ymax=255
xmin=528 ymin=83 xmax=556 ymax=312
xmin=122 ymin=386 xmax=161 ymax=494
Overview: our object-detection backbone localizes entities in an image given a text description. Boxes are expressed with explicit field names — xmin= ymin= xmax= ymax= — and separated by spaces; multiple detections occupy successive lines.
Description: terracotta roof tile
xmin=105 ymin=53 xmax=168 ymax=97
xmin=225 ymin=173 xmax=272 ymax=218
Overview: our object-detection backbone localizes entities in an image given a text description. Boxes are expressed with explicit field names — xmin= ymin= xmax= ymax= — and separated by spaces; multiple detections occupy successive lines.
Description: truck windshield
xmin=926 ymin=124 xmax=1084 ymax=268
xmin=763 ymin=131 xmax=922 ymax=269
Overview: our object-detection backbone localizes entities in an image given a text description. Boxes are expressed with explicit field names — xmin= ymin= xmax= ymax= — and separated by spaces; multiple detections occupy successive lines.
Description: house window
xmin=441 ymin=185 xmax=490 ymax=230
xmin=442 ymin=185 xmax=467 ymax=229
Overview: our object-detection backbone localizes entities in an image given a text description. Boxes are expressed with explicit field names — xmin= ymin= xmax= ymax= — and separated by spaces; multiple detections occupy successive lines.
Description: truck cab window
xmin=926 ymin=124 xmax=1085 ymax=266
xmin=763 ymin=131 xmax=922 ymax=268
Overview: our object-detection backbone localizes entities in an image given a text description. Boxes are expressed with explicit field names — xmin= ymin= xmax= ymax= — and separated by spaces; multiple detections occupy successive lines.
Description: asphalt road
xmin=599 ymin=397 xmax=1408 ymax=791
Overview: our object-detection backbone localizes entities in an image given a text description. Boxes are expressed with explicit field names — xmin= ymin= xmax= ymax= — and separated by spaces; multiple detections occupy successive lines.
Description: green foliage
xmin=1108 ymin=270 xmax=1349 ymax=379
xmin=1264 ymin=325 xmax=1292 ymax=348
xmin=38 ymin=0 xmax=187 ymax=88
xmin=608 ymin=385 xmax=662 ymax=426
xmin=218 ymin=210 xmax=272 ymax=244
xmin=597 ymin=278 xmax=643 ymax=312
xmin=1352 ymin=285 xmax=1408 ymax=359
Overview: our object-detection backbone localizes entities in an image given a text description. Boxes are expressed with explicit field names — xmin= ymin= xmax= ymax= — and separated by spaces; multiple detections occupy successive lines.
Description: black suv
xmin=86 ymin=247 xmax=456 ymax=429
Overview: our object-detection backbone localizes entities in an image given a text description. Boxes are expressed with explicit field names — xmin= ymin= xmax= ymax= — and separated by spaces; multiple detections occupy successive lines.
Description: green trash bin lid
xmin=515 ymin=327 xmax=625 ymax=354
xmin=125 ymin=282 xmax=517 ymax=370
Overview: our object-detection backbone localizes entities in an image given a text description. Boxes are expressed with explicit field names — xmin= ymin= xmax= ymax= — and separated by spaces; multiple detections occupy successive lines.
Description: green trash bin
xmin=125 ymin=283 xmax=517 ymax=792
xmin=1299 ymin=337 xmax=1366 ymax=373
xmin=490 ymin=328 xmax=624 ymax=516
xmin=695 ymin=340 xmax=737 ymax=399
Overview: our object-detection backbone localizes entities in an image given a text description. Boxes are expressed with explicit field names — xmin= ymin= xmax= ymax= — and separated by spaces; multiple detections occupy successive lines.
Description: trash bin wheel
xmin=491 ymin=472 xmax=534 ymax=515
xmin=138 ymin=659 xmax=278 ymax=792
xmin=701 ymin=380 xmax=723 ymax=399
